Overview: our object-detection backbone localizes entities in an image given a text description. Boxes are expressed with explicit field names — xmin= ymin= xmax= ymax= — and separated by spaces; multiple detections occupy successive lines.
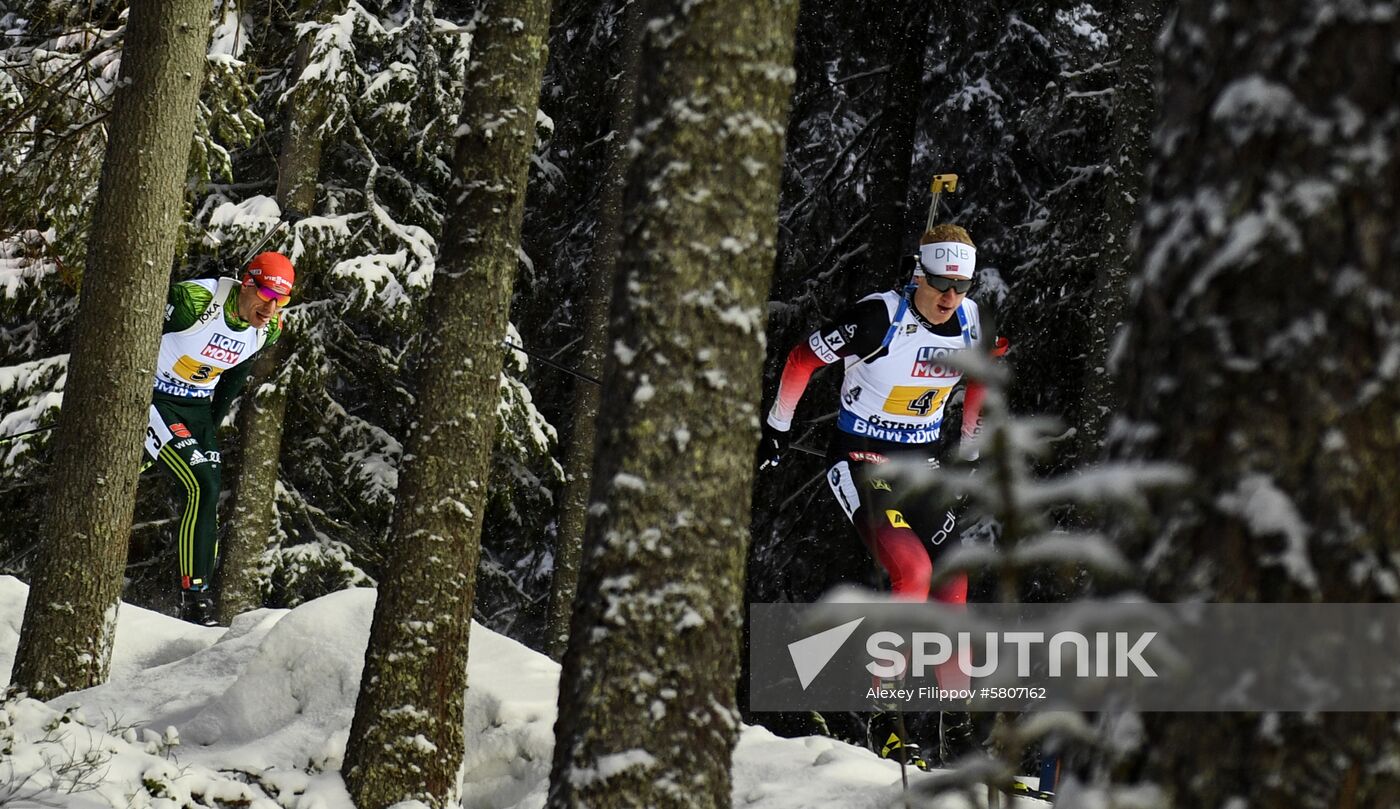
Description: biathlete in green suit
xmin=141 ymin=252 xmax=295 ymax=625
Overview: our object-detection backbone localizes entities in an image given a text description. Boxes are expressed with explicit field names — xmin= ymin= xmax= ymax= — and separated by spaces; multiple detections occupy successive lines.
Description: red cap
xmin=244 ymin=252 xmax=295 ymax=297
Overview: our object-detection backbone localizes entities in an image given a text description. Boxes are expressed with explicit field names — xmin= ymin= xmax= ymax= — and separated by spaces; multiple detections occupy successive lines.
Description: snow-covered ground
xmin=0 ymin=577 xmax=1048 ymax=808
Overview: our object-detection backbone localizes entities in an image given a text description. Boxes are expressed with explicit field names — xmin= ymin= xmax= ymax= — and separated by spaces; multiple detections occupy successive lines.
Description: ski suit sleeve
xmin=210 ymin=364 xmax=253 ymax=427
xmin=960 ymin=302 xmax=1009 ymax=459
xmin=163 ymin=281 xmax=211 ymax=334
xmin=210 ymin=314 xmax=284 ymax=427
xmin=766 ymin=298 xmax=890 ymax=431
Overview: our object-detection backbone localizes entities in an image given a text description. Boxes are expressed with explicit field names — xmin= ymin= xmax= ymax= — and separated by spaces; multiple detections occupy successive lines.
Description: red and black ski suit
xmin=767 ymin=288 xmax=1006 ymax=689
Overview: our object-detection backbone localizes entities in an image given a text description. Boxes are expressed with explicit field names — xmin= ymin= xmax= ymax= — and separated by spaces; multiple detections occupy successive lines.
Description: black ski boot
xmin=869 ymin=711 xmax=930 ymax=771
xmin=1009 ymin=780 xmax=1057 ymax=802
xmin=936 ymin=710 xmax=976 ymax=765
xmin=178 ymin=588 xmax=218 ymax=627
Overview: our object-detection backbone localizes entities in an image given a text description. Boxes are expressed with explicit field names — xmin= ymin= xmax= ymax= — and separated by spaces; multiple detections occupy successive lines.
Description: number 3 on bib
xmin=882 ymin=385 xmax=950 ymax=417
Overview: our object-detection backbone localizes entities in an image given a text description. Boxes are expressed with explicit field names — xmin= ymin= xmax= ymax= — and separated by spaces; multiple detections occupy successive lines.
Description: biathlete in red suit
xmin=758 ymin=222 xmax=1008 ymax=688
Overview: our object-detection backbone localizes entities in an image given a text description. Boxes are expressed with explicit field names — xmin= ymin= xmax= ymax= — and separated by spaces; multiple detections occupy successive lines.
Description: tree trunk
xmin=845 ymin=0 xmax=934 ymax=299
xmin=1073 ymin=0 xmax=1165 ymax=462
xmin=273 ymin=24 xmax=329 ymax=216
xmin=9 ymin=0 xmax=211 ymax=700
xmin=751 ymin=2 xmax=937 ymax=568
xmin=218 ymin=0 xmax=337 ymax=623
xmin=768 ymin=0 xmax=938 ymax=349
xmin=219 ymin=346 xmax=289 ymax=619
xmin=544 ymin=0 xmax=643 ymax=662
xmin=1116 ymin=3 xmax=1400 ymax=806
xmin=546 ymin=0 xmax=797 ymax=805
xmin=341 ymin=1 xmax=551 ymax=805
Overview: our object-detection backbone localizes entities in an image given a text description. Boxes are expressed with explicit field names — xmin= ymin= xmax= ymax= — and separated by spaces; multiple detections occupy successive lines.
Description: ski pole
xmin=499 ymin=339 xmax=821 ymax=407
xmin=0 ymin=423 xmax=55 ymax=444
xmin=895 ymin=711 xmax=912 ymax=807
xmin=498 ymin=341 xmax=832 ymax=460
xmin=501 ymin=339 xmax=601 ymax=387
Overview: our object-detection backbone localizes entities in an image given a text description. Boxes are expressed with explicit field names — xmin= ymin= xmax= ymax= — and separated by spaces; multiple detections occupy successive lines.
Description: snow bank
xmin=0 ymin=576 xmax=1046 ymax=807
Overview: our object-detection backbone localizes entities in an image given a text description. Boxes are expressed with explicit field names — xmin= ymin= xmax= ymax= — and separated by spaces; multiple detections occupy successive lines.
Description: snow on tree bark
xmin=545 ymin=0 xmax=797 ymax=806
xmin=340 ymin=1 xmax=552 ymax=806
xmin=1116 ymin=3 xmax=1400 ymax=805
xmin=545 ymin=0 xmax=644 ymax=663
xmin=8 ymin=0 xmax=213 ymax=699
xmin=272 ymin=2 xmax=336 ymax=218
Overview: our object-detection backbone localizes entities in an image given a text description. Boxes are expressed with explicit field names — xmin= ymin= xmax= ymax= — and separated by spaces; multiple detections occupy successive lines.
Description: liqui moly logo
xmin=911 ymin=346 xmax=960 ymax=379
xmin=200 ymin=334 xmax=245 ymax=364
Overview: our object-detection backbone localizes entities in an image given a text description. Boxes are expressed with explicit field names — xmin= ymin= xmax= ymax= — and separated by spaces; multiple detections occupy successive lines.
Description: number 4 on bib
xmin=881 ymin=386 xmax=950 ymax=417
xmin=908 ymin=389 xmax=939 ymax=416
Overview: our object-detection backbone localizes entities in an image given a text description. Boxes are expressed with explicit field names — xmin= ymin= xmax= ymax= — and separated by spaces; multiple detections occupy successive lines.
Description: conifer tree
xmin=544 ymin=0 xmax=644 ymax=661
xmin=1117 ymin=3 xmax=1400 ymax=805
xmin=547 ymin=0 xmax=798 ymax=805
xmin=218 ymin=0 xmax=345 ymax=622
xmin=10 ymin=0 xmax=212 ymax=698
xmin=341 ymin=0 xmax=552 ymax=804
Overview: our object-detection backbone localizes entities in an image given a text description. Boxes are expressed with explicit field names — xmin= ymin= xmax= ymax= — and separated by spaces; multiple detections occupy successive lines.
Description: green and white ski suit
xmin=142 ymin=278 xmax=282 ymax=589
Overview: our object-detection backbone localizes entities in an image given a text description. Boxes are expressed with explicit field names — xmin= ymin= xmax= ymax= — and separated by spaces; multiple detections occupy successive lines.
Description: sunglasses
xmin=254 ymin=285 xmax=291 ymax=306
xmin=924 ymin=275 xmax=972 ymax=294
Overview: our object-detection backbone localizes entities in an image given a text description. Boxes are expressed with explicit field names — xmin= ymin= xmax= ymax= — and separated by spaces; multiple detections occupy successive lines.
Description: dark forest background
xmin=5 ymin=1 xmax=1400 ymax=805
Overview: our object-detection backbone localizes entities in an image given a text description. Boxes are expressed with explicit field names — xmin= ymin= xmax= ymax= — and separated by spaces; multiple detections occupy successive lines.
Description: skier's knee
xmin=889 ymin=554 xmax=932 ymax=600
xmin=189 ymin=460 xmax=221 ymax=500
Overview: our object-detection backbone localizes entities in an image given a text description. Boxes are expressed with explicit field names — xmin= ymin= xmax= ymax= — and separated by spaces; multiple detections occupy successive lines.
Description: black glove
xmin=757 ymin=423 xmax=790 ymax=471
